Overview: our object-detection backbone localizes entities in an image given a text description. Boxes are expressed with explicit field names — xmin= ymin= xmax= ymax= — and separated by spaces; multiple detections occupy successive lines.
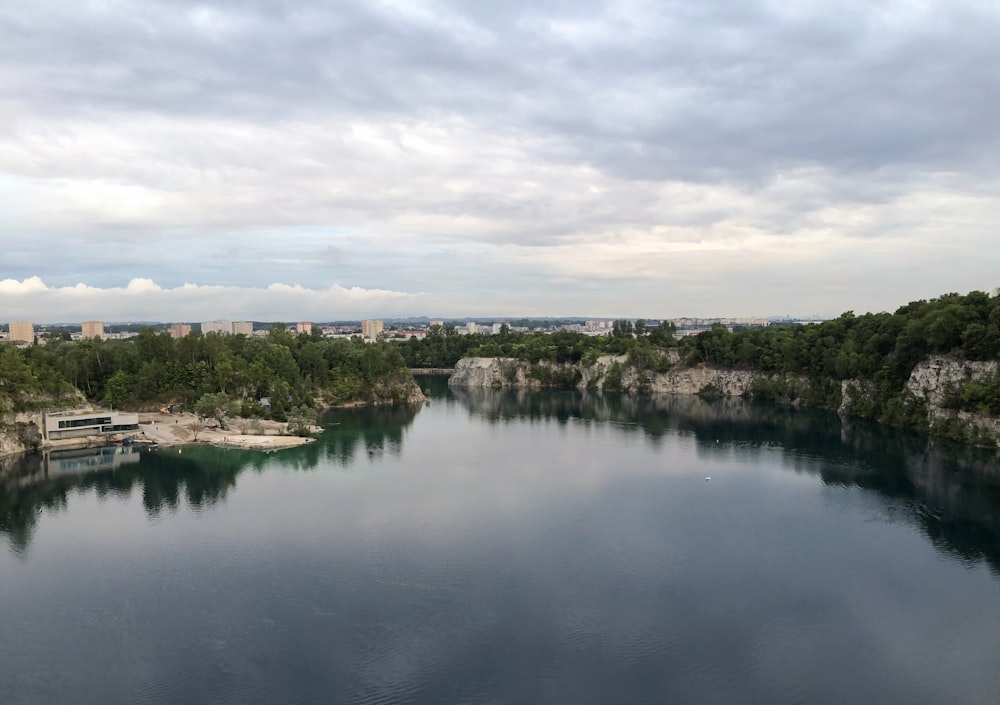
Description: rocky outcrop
xmin=451 ymin=354 xmax=1000 ymax=447
xmin=449 ymin=356 xmax=803 ymax=398
xmin=904 ymin=356 xmax=1000 ymax=445
xmin=368 ymin=373 xmax=427 ymax=405
xmin=905 ymin=356 xmax=998 ymax=408
xmin=0 ymin=410 xmax=45 ymax=459
xmin=448 ymin=357 xmax=545 ymax=389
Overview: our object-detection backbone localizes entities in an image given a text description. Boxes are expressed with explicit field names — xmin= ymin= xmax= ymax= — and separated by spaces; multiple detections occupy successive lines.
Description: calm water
xmin=3 ymin=379 xmax=1000 ymax=705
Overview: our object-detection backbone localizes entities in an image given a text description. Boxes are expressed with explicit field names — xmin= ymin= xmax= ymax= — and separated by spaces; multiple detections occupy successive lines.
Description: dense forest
xmin=0 ymin=327 xmax=415 ymax=421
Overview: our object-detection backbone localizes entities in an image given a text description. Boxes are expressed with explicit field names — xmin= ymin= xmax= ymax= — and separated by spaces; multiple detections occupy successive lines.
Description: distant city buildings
xmin=296 ymin=322 xmax=313 ymax=335
xmin=361 ymin=319 xmax=384 ymax=341
xmin=168 ymin=323 xmax=192 ymax=339
xmin=465 ymin=322 xmax=479 ymax=334
xmin=201 ymin=320 xmax=230 ymax=335
xmin=81 ymin=321 xmax=104 ymax=340
xmin=202 ymin=320 xmax=254 ymax=335
xmin=429 ymin=320 xmax=444 ymax=328
xmin=9 ymin=321 xmax=34 ymax=344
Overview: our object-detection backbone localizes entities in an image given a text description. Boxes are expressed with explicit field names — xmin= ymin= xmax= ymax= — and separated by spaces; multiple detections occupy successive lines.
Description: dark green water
xmin=3 ymin=378 xmax=1000 ymax=704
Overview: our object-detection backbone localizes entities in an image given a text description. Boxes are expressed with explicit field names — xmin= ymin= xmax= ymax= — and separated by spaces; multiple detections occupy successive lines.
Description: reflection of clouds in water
xmin=3 ymin=390 xmax=1000 ymax=574
xmin=448 ymin=387 xmax=1000 ymax=576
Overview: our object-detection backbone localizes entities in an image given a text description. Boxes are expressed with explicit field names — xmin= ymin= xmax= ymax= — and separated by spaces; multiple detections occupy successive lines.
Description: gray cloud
xmin=0 ymin=0 xmax=998 ymax=317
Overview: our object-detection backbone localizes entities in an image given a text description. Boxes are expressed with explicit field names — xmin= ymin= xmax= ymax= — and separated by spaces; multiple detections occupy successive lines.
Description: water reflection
xmin=319 ymin=403 xmax=422 ymax=465
xmin=0 ymin=403 xmax=425 ymax=554
xmin=3 ymin=389 xmax=1000 ymax=575
xmin=448 ymin=387 xmax=1000 ymax=576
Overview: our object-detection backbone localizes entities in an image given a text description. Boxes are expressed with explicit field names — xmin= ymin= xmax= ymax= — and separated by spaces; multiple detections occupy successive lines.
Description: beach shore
xmin=138 ymin=412 xmax=317 ymax=451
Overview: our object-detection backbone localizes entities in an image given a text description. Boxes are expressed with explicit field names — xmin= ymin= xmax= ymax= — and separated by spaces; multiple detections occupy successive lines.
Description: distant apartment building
xmin=81 ymin=321 xmax=105 ymax=340
xmin=361 ymin=319 xmax=384 ymax=340
xmin=232 ymin=320 xmax=253 ymax=336
xmin=492 ymin=322 xmax=506 ymax=335
xmin=9 ymin=321 xmax=34 ymax=344
xmin=201 ymin=320 xmax=232 ymax=335
xmin=465 ymin=322 xmax=480 ymax=334
xmin=168 ymin=323 xmax=192 ymax=339
xmin=296 ymin=322 xmax=313 ymax=335
xmin=429 ymin=320 xmax=444 ymax=328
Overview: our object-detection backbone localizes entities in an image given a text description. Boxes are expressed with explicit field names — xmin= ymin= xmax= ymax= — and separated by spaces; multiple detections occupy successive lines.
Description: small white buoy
xmin=705 ymin=476 xmax=711 ymax=481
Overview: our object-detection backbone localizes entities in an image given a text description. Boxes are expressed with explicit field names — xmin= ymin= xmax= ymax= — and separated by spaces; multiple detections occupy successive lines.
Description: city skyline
xmin=2 ymin=2 xmax=999 ymax=319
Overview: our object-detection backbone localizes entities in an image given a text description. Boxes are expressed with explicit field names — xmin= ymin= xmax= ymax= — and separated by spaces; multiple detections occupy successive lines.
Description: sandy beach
xmin=138 ymin=412 xmax=317 ymax=451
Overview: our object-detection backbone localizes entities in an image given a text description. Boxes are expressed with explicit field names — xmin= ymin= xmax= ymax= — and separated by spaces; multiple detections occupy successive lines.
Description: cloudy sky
xmin=1 ymin=0 xmax=998 ymax=322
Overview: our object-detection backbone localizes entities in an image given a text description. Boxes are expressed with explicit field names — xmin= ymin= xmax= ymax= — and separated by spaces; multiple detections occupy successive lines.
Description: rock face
xmin=449 ymin=356 xmax=796 ymax=397
xmin=0 ymin=411 xmax=45 ymax=459
xmin=368 ymin=373 xmax=427 ymax=405
xmin=448 ymin=357 xmax=545 ymax=389
xmin=451 ymin=354 xmax=1000 ymax=447
xmin=904 ymin=356 xmax=1000 ymax=444
xmin=905 ymin=356 xmax=998 ymax=408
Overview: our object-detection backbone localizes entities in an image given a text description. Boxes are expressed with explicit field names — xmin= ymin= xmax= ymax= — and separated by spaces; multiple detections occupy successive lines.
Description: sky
xmin=1 ymin=0 xmax=999 ymax=322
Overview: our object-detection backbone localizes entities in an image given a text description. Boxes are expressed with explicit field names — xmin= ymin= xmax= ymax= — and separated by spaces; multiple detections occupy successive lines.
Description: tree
xmin=194 ymin=392 xmax=229 ymax=429
xmin=104 ymin=370 xmax=131 ymax=410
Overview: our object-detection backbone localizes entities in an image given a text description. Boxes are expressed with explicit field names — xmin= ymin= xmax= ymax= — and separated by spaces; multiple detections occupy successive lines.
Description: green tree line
xmin=400 ymin=320 xmax=678 ymax=368
xmin=402 ymin=291 xmax=1000 ymax=432
xmin=1 ymin=327 xmax=415 ymax=420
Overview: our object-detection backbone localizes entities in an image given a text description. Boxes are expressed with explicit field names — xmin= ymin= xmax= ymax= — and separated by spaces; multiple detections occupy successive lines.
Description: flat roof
xmin=44 ymin=409 xmax=113 ymax=418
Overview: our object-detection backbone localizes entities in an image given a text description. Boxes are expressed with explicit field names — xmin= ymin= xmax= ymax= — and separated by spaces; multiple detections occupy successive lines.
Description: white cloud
xmin=0 ymin=278 xmax=428 ymax=322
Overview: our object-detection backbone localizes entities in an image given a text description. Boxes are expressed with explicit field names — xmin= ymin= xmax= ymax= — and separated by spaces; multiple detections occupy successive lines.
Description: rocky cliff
xmin=449 ymin=355 xmax=802 ymax=398
xmin=451 ymin=354 xmax=1000 ymax=447
xmin=904 ymin=356 xmax=1000 ymax=444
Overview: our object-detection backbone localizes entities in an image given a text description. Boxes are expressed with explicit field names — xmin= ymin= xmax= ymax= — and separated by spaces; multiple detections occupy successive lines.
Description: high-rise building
xmin=81 ymin=321 xmax=104 ymax=340
xmin=9 ymin=321 xmax=34 ymax=344
xmin=232 ymin=321 xmax=253 ymax=336
xmin=296 ymin=322 xmax=313 ymax=335
xmin=466 ymin=322 xmax=480 ymax=334
xmin=168 ymin=323 xmax=192 ymax=339
xmin=361 ymin=319 xmax=384 ymax=340
xmin=202 ymin=320 xmax=232 ymax=335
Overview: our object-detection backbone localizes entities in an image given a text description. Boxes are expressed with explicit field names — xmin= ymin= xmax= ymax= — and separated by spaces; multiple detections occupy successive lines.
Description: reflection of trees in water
xmin=319 ymin=403 xmax=421 ymax=466
xmin=0 ymin=403 xmax=425 ymax=554
xmin=0 ymin=447 xmax=248 ymax=556
xmin=451 ymin=387 xmax=1000 ymax=576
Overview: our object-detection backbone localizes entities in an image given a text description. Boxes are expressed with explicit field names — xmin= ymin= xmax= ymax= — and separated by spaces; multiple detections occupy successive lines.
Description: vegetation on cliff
xmin=418 ymin=290 xmax=1000 ymax=442
xmin=676 ymin=290 xmax=1000 ymax=430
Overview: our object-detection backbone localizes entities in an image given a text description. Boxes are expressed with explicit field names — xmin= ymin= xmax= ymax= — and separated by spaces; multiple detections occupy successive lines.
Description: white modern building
xmin=43 ymin=409 xmax=140 ymax=441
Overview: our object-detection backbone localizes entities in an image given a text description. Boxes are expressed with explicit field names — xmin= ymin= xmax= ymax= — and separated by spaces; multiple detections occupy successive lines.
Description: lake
xmin=2 ymin=377 xmax=1000 ymax=705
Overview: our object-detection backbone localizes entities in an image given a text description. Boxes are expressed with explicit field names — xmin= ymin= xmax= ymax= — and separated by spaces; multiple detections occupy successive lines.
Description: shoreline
xmin=137 ymin=411 xmax=317 ymax=451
